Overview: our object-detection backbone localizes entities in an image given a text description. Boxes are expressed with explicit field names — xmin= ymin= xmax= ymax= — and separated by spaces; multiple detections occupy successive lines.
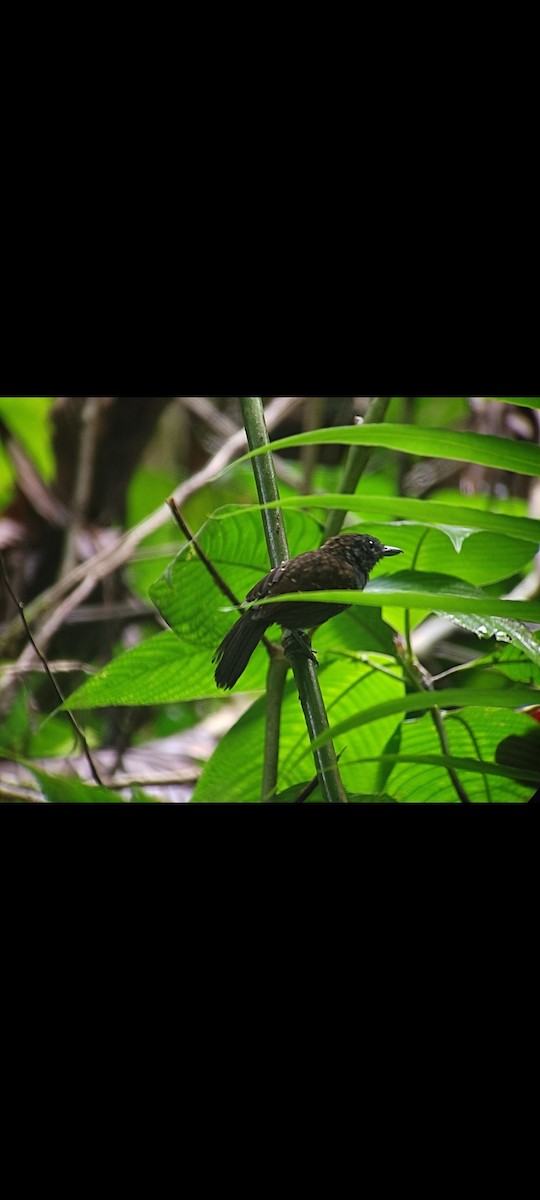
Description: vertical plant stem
xmin=239 ymin=397 xmax=347 ymax=802
xmin=300 ymin=397 xmax=325 ymax=495
xmin=261 ymin=655 xmax=289 ymax=800
xmin=239 ymin=398 xmax=289 ymax=563
xmin=323 ymin=397 xmax=392 ymax=541
xmin=396 ymin=642 xmax=472 ymax=804
xmin=0 ymin=553 xmax=103 ymax=787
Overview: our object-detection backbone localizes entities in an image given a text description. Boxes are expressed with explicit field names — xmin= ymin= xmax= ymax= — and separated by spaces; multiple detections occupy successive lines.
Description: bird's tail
xmin=213 ymin=613 xmax=266 ymax=690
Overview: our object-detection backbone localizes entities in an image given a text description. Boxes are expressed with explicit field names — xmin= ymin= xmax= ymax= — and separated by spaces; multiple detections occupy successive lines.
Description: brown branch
xmin=0 ymin=553 xmax=103 ymax=787
xmin=167 ymin=497 xmax=242 ymax=608
xmin=166 ymin=497 xmax=275 ymax=653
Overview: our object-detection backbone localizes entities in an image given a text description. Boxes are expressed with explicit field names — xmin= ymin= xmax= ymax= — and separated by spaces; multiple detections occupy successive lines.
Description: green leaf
xmin=66 ymin=615 xmax=403 ymax=710
xmin=0 ymin=444 xmax=14 ymax=507
xmin=251 ymin=572 xmax=540 ymax=626
xmin=433 ymin=611 xmax=540 ymax=665
xmin=470 ymin=638 xmax=540 ymax=686
xmin=273 ymin=781 xmax=397 ymax=802
xmin=308 ymin=608 xmax=398 ymax=657
xmin=0 ymin=689 xmax=32 ymax=755
xmin=64 ymin=629 xmax=267 ymax=707
xmin=193 ymin=660 xmax=405 ymax=801
xmin=380 ymin=709 xmax=540 ymax=801
xmin=488 ymin=397 xmax=540 ymax=409
xmin=0 ymin=397 xmax=55 ymax=480
xmin=230 ymin=424 xmax=540 ymax=478
xmin=406 ymin=397 xmax=471 ymax=425
xmin=28 ymin=766 xmax=124 ymax=802
xmin=309 ymin=683 xmax=540 ymax=750
xmin=0 ymin=688 xmax=79 ymax=757
xmin=149 ymin=508 xmax=327 ymax=650
xmin=126 ymin=465 xmax=181 ymax=598
xmin=348 ymin=525 xmax=535 ymax=586
xmin=24 ymin=765 xmax=158 ymax=801
xmin=214 ymin=493 xmax=540 ymax=547
xmin=149 ymin=504 xmax=398 ymax=673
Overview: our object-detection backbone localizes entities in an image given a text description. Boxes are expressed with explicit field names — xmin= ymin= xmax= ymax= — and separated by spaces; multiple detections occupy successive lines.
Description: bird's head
xmin=324 ymin=533 xmax=403 ymax=576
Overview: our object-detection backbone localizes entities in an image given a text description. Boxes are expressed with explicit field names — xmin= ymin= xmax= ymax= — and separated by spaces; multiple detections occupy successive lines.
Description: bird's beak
xmin=381 ymin=545 xmax=403 ymax=556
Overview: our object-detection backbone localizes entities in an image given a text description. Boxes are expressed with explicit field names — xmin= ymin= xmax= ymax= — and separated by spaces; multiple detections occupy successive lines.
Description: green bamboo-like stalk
xmin=261 ymin=653 xmax=289 ymax=801
xmin=239 ymin=397 xmax=347 ymax=803
xmin=322 ymin=397 xmax=391 ymax=541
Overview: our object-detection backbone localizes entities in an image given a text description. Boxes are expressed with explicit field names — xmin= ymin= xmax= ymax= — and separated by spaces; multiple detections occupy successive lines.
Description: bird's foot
xmin=282 ymin=629 xmax=318 ymax=666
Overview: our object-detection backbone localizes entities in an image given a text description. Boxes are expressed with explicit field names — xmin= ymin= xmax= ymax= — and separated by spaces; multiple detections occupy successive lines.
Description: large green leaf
xmin=65 ymin=629 xmax=268 ymax=707
xmin=65 ymin=613 xmax=402 ymax=710
xmin=307 ymin=607 xmax=397 ymax=657
xmin=214 ymin=493 xmax=540 ymax=546
xmin=148 ymin=507 xmax=397 ymax=657
xmin=432 ymin=611 xmax=540 ymax=665
xmin=193 ymin=658 xmax=405 ymax=801
xmin=149 ymin=508 xmax=325 ymax=649
xmin=273 ymin=781 xmax=397 ymax=802
xmin=231 ymin=424 xmax=540 ymax=477
xmin=126 ymin=465 xmax=181 ymax=599
xmin=150 ymin=505 xmax=540 ymax=644
xmin=252 ymin=572 xmax=540 ymax=626
xmin=353 ymin=524 xmax=534 ymax=585
xmin=380 ymin=708 xmax=540 ymax=802
xmin=469 ymin=638 xmax=540 ymax=686
xmin=309 ymin=683 xmax=540 ymax=750
xmin=78 ymin=545 xmax=537 ymax=713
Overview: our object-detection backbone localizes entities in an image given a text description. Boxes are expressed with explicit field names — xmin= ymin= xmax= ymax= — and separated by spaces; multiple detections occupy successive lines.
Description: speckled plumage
xmin=213 ymin=533 xmax=402 ymax=690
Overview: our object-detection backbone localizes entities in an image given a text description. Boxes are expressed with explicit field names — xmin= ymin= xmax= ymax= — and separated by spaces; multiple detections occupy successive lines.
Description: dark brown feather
xmin=213 ymin=533 xmax=402 ymax=689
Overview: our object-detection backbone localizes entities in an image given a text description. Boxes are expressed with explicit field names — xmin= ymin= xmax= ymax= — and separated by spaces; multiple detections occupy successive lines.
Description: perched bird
xmin=213 ymin=532 xmax=403 ymax=689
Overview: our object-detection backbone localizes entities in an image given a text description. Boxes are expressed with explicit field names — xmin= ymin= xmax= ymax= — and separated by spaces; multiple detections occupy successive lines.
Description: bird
xmin=213 ymin=532 xmax=403 ymax=689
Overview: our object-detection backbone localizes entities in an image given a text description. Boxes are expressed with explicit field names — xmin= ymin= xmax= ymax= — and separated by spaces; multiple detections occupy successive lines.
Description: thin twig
xmin=429 ymin=706 xmax=472 ymax=804
xmin=166 ymin=498 xmax=242 ymax=608
xmin=0 ymin=553 xmax=103 ymax=787
xmin=0 ymin=570 xmax=99 ymax=688
xmin=0 ymin=657 xmax=96 ymax=680
xmin=166 ymin=497 xmax=276 ymax=653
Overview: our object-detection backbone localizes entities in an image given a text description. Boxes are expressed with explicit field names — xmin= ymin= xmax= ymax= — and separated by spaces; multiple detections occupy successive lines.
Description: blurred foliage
xmin=0 ymin=397 xmax=55 ymax=481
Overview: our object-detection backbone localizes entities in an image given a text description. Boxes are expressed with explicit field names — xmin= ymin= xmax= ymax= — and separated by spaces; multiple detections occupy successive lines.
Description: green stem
xmin=430 ymin=706 xmax=472 ymax=804
xmin=261 ymin=653 xmax=289 ymax=800
xmin=396 ymin=644 xmax=472 ymax=805
xmin=239 ymin=397 xmax=347 ymax=803
xmin=239 ymin=397 xmax=289 ymax=564
xmin=323 ymin=398 xmax=391 ymax=541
